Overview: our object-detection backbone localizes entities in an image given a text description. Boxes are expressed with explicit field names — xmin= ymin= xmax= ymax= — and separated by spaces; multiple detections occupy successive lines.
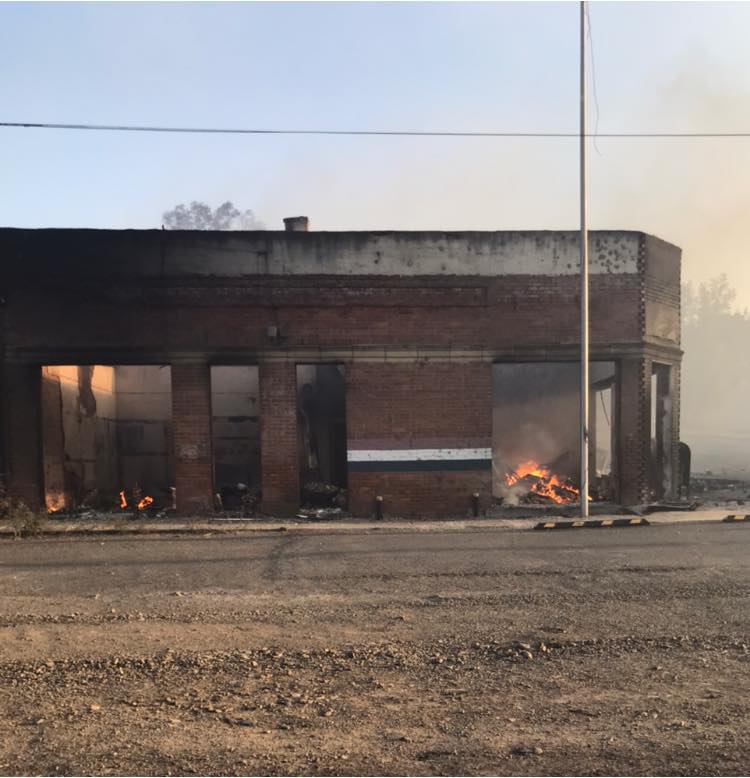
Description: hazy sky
xmin=2 ymin=1 xmax=750 ymax=307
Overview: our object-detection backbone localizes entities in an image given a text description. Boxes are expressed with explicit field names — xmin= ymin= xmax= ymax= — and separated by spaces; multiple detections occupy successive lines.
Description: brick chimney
xmin=283 ymin=216 xmax=309 ymax=232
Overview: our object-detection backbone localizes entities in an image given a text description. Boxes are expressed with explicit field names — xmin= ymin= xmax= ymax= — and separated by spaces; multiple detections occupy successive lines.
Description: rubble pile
xmin=297 ymin=481 xmax=348 ymax=520
xmin=216 ymin=483 xmax=260 ymax=516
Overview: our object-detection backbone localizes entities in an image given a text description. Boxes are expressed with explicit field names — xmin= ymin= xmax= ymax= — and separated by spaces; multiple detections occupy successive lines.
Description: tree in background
xmin=682 ymin=274 xmax=745 ymax=326
xmin=681 ymin=274 xmax=750 ymax=476
xmin=162 ymin=201 xmax=263 ymax=230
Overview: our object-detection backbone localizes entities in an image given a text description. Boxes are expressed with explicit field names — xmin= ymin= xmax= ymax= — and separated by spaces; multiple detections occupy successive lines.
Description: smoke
xmin=605 ymin=52 xmax=750 ymax=477
xmin=592 ymin=50 xmax=750 ymax=311
xmin=266 ymin=49 xmax=750 ymax=314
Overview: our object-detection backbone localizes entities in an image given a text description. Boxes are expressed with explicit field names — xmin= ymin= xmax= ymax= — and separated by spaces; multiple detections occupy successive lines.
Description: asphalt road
xmin=2 ymin=521 xmax=748 ymax=597
xmin=1 ymin=522 xmax=749 ymax=776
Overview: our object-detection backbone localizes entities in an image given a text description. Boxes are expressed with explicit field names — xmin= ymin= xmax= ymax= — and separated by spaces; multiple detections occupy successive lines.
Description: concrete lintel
xmin=642 ymin=340 xmax=683 ymax=362
xmin=489 ymin=343 xmax=650 ymax=362
xmin=7 ymin=342 xmax=675 ymax=367
xmin=258 ymin=348 xmax=491 ymax=364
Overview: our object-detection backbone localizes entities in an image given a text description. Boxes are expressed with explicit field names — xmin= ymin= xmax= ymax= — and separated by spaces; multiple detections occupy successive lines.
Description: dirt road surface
xmin=1 ymin=522 xmax=749 ymax=776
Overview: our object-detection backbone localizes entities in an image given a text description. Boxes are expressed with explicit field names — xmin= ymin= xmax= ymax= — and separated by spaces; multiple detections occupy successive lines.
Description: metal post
xmin=579 ymin=0 xmax=590 ymax=517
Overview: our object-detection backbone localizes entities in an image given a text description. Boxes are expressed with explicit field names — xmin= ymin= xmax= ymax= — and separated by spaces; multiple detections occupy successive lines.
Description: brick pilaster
xmin=3 ymin=363 xmax=43 ymax=508
xmin=670 ymin=362 xmax=681 ymax=499
xmin=171 ymin=363 xmax=214 ymax=514
xmin=618 ymin=357 xmax=650 ymax=505
xmin=259 ymin=362 xmax=299 ymax=515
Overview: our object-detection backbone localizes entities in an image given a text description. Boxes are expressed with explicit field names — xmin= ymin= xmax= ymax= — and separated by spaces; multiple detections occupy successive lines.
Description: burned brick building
xmin=0 ymin=221 xmax=681 ymax=516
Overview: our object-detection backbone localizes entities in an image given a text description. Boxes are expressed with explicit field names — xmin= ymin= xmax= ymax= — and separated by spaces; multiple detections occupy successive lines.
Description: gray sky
xmin=2 ymin=1 xmax=750 ymax=307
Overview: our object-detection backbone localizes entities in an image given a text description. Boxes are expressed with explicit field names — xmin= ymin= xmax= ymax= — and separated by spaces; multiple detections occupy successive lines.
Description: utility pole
xmin=579 ymin=0 xmax=590 ymax=517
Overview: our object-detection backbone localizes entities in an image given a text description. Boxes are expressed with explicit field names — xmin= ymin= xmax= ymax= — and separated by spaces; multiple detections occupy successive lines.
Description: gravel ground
xmin=0 ymin=523 xmax=749 ymax=776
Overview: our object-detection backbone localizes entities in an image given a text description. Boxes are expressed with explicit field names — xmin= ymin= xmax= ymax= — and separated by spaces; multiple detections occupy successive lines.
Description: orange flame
xmin=46 ymin=492 xmax=66 ymax=513
xmin=137 ymin=496 xmax=154 ymax=510
xmin=505 ymin=460 xmax=584 ymax=504
xmin=119 ymin=490 xmax=128 ymax=509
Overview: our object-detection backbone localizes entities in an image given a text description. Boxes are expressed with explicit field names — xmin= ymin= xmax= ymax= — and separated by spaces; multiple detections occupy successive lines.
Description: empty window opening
xmin=592 ymin=373 xmax=616 ymax=500
xmin=492 ymin=362 xmax=617 ymax=506
xmin=41 ymin=365 xmax=173 ymax=513
xmin=650 ymin=363 xmax=673 ymax=500
xmin=210 ymin=366 xmax=261 ymax=513
xmin=296 ymin=364 xmax=348 ymax=510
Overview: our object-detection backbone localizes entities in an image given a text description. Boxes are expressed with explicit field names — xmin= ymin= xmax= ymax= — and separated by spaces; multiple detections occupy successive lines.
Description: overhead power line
xmin=3 ymin=120 xmax=750 ymax=139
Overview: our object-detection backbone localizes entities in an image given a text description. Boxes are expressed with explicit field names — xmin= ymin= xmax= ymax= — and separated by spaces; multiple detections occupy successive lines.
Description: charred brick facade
xmin=0 ymin=227 xmax=682 ymax=515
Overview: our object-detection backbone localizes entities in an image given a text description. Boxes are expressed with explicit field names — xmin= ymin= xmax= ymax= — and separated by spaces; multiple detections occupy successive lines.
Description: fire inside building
xmin=0 ymin=219 xmax=682 ymax=517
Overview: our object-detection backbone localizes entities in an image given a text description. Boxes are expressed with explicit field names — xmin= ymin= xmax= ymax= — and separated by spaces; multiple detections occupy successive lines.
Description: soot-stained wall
xmin=2 ymin=228 xmax=682 ymax=515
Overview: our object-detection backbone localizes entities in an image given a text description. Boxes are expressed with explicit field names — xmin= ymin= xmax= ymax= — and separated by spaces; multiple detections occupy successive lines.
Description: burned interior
xmin=41 ymin=365 xmax=174 ymax=514
xmin=0 ymin=224 xmax=682 ymax=517
xmin=492 ymin=361 xmax=616 ymax=505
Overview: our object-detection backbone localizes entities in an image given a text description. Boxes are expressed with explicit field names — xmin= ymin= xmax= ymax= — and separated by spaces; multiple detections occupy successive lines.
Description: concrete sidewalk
xmin=0 ymin=508 xmax=741 ymax=537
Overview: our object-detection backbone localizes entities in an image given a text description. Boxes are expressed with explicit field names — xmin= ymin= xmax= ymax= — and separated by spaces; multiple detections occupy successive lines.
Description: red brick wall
xmin=5 ymin=274 xmax=645 ymax=355
xmin=259 ymin=362 xmax=299 ymax=515
xmin=171 ymin=364 xmax=214 ymax=514
xmin=346 ymin=362 xmax=492 ymax=517
xmin=348 ymin=471 xmax=488 ymax=518
xmin=1 ymin=256 xmax=681 ymax=514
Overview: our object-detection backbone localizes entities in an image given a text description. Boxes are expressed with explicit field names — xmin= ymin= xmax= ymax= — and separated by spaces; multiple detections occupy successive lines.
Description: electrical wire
xmin=3 ymin=121 xmax=750 ymax=139
xmin=585 ymin=3 xmax=602 ymax=156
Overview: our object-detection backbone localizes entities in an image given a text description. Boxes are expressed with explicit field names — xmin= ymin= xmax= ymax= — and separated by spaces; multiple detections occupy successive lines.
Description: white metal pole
xmin=579 ymin=0 xmax=590 ymax=517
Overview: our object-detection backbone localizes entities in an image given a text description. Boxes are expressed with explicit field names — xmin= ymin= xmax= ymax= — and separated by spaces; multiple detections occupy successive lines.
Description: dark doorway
xmin=296 ymin=364 xmax=348 ymax=508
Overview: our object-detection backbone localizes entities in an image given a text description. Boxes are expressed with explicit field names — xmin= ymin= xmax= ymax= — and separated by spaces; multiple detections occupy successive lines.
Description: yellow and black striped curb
xmin=534 ymin=517 xmax=650 ymax=531
xmin=723 ymin=514 xmax=750 ymax=523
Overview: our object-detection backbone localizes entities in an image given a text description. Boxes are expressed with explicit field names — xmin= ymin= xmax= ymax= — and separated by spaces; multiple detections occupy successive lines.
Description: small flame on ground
xmin=119 ymin=490 xmax=153 ymax=510
xmin=46 ymin=492 xmax=66 ymax=514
